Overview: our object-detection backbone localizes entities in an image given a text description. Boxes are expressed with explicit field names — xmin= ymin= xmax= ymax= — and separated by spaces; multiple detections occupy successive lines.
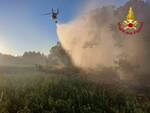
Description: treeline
xmin=0 ymin=43 xmax=73 ymax=67
xmin=0 ymin=52 xmax=46 ymax=66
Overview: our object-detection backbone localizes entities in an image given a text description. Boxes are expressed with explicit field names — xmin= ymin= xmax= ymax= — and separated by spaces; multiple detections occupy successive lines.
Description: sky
xmin=0 ymin=0 xmax=128 ymax=56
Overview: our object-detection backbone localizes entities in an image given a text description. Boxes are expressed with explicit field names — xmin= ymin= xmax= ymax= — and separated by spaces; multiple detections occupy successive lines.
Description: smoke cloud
xmin=57 ymin=0 xmax=150 ymax=81
xmin=57 ymin=6 xmax=118 ymax=68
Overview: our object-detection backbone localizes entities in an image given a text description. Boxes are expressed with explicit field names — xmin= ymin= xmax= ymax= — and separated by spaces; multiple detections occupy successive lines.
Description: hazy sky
xmin=0 ymin=0 xmax=128 ymax=55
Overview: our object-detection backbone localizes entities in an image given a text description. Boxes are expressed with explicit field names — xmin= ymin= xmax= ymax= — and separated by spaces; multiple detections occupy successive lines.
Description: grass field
xmin=0 ymin=66 xmax=149 ymax=113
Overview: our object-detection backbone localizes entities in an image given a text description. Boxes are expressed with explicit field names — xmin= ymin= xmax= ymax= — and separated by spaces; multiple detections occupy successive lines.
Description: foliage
xmin=0 ymin=74 xmax=149 ymax=113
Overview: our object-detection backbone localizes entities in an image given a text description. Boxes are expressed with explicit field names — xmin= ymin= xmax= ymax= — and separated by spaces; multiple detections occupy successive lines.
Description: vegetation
xmin=0 ymin=0 xmax=149 ymax=113
xmin=0 ymin=72 xmax=149 ymax=113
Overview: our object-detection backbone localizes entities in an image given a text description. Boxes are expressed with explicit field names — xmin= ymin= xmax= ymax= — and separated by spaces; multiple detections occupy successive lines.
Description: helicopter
xmin=43 ymin=8 xmax=59 ymax=23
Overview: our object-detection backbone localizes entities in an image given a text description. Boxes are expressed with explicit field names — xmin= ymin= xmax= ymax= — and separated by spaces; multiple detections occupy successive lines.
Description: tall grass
xmin=0 ymin=72 xmax=149 ymax=113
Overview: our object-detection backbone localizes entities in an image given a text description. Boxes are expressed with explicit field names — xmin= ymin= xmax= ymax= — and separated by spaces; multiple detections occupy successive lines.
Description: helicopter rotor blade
xmin=41 ymin=13 xmax=51 ymax=15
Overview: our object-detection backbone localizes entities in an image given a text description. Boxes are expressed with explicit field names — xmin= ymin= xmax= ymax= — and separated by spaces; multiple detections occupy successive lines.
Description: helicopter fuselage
xmin=51 ymin=13 xmax=58 ymax=20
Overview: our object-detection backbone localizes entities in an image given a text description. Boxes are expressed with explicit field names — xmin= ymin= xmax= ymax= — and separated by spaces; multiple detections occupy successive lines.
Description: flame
xmin=126 ymin=7 xmax=136 ymax=21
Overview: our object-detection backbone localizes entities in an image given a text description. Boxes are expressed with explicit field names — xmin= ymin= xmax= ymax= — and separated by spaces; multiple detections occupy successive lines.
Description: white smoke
xmin=57 ymin=6 xmax=120 ymax=69
xmin=56 ymin=0 xmax=150 ymax=81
